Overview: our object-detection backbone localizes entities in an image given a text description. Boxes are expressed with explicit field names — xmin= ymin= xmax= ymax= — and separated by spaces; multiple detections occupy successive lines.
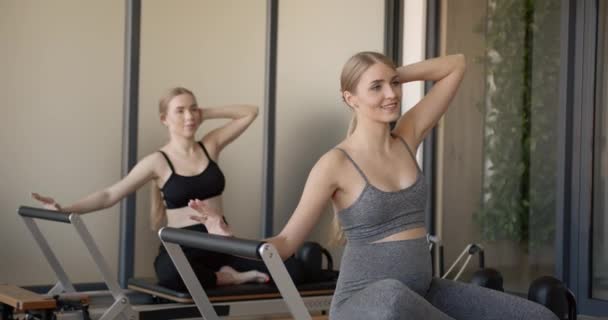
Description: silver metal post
xmin=70 ymin=214 xmax=123 ymax=297
xmin=259 ymin=244 xmax=312 ymax=320
xmin=22 ymin=217 xmax=76 ymax=294
xmin=161 ymin=240 xmax=219 ymax=320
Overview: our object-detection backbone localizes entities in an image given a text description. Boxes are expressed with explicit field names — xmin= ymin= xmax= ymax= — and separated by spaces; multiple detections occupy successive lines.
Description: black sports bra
xmin=158 ymin=142 xmax=225 ymax=209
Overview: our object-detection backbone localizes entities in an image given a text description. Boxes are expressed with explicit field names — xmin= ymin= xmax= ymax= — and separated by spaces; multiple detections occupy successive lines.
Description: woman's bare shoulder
xmin=313 ymin=144 xmax=351 ymax=176
xmin=137 ymin=150 xmax=169 ymax=173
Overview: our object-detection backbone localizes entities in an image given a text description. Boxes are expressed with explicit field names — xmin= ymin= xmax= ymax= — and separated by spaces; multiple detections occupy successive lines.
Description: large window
xmin=592 ymin=0 xmax=608 ymax=302
xmin=438 ymin=0 xmax=561 ymax=293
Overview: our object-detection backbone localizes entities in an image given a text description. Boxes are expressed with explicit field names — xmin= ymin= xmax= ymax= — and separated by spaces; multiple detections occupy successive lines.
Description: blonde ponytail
xmin=328 ymin=115 xmax=358 ymax=246
xmin=329 ymin=211 xmax=347 ymax=247
xmin=346 ymin=114 xmax=357 ymax=137
xmin=327 ymin=115 xmax=358 ymax=246
xmin=150 ymin=183 xmax=166 ymax=231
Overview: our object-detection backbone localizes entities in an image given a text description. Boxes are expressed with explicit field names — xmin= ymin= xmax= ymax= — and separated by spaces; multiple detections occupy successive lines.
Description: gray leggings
xmin=330 ymin=238 xmax=559 ymax=320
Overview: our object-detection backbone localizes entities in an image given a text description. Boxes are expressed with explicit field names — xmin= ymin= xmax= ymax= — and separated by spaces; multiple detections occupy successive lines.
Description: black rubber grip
xmin=159 ymin=227 xmax=263 ymax=259
xmin=18 ymin=206 xmax=71 ymax=223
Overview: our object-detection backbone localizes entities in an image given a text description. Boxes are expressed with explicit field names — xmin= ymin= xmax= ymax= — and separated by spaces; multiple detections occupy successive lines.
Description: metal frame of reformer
xmin=427 ymin=235 xmax=485 ymax=280
xmin=157 ymin=226 xmax=317 ymax=320
xmin=154 ymin=231 xmax=484 ymax=320
xmin=17 ymin=205 xmax=485 ymax=320
xmin=18 ymin=206 xmax=332 ymax=319
xmin=441 ymin=243 xmax=485 ymax=281
xmin=18 ymin=206 xmax=136 ymax=320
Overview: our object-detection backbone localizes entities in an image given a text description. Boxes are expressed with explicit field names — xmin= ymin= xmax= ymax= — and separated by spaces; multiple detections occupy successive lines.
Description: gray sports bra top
xmin=335 ymin=135 xmax=427 ymax=244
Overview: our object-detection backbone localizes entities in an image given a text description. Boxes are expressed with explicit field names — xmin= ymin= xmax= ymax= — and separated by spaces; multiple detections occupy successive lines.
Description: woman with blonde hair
xmin=32 ymin=87 xmax=304 ymax=291
xmin=195 ymin=52 xmax=559 ymax=319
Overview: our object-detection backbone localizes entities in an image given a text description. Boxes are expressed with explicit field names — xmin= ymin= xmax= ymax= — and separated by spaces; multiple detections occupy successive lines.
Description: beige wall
xmin=0 ymin=1 xmax=125 ymax=285
xmin=0 ymin=0 xmax=266 ymax=284
xmin=402 ymin=0 xmax=427 ymax=113
xmin=1 ymin=0 xmax=389 ymax=284
xmin=274 ymin=0 xmax=385 ymax=265
xmin=135 ymin=0 xmax=267 ymax=278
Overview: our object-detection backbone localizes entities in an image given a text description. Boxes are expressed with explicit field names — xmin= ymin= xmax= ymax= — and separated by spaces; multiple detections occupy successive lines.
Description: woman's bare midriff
xmin=372 ymin=227 xmax=427 ymax=243
xmin=165 ymin=196 xmax=223 ymax=229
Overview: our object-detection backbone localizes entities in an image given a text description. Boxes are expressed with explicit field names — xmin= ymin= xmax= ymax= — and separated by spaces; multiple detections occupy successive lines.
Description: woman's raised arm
xmin=201 ymin=105 xmax=259 ymax=155
xmin=393 ymin=54 xmax=466 ymax=150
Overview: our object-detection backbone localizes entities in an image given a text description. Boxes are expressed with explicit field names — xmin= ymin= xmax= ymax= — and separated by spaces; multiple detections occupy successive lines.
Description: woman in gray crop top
xmin=261 ymin=52 xmax=558 ymax=319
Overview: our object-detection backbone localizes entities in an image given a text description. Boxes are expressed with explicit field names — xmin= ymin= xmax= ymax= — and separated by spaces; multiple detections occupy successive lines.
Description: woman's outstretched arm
xmin=187 ymin=150 xmax=339 ymax=251
xmin=32 ymin=153 xmax=160 ymax=214
xmin=266 ymin=151 xmax=341 ymax=260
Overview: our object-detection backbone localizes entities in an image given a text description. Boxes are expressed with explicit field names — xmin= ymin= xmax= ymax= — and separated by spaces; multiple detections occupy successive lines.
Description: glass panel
xmin=137 ymin=0 xmax=266 ymax=277
xmin=0 ymin=0 xmax=124 ymax=286
xmin=438 ymin=0 xmax=561 ymax=293
xmin=592 ymin=0 xmax=608 ymax=302
xmin=275 ymin=0 xmax=384 ymax=261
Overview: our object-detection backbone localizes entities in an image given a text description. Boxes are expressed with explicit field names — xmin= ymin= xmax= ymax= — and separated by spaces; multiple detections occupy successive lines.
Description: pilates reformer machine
xmin=2 ymin=206 xmax=491 ymax=319
xmin=3 ymin=206 xmax=576 ymax=319
xmin=1 ymin=206 xmax=337 ymax=319
xmin=147 ymin=226 xmax=577 ymax=320
xmin=150 ymin=226 xmax=577 ymax=320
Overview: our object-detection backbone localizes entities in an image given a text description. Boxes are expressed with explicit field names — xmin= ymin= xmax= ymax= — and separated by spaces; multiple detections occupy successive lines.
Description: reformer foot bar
xmin=157 ymin=226 xmax=316 ymax=320
xmin=17 ymin=206 xmax=136 ymax=320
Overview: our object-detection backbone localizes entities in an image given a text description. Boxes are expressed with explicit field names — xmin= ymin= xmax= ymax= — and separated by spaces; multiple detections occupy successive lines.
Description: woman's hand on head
xmin=194 ymin=107 xmax=205 ymax=125
xmin=31 ymin=193 xmax=63 ymax=212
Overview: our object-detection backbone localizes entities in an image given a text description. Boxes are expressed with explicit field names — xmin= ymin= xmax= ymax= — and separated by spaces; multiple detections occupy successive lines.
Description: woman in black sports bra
xmin=32 ymin=87 xmax=303 ymax=290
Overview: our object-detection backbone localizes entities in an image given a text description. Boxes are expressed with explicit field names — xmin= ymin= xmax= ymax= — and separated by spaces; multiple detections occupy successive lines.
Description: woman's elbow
xmin=239 ymin=105 xmax=258 ymax=122
xmin=249 ymin=105 xmax=259 ymax=119
xmin=273 ymin=249 xmax=292 ymax=262
xmin=103 ymin=190 xmax=120 ymax=209
xmin=266 ymin=236 xmax=295 ymax=261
